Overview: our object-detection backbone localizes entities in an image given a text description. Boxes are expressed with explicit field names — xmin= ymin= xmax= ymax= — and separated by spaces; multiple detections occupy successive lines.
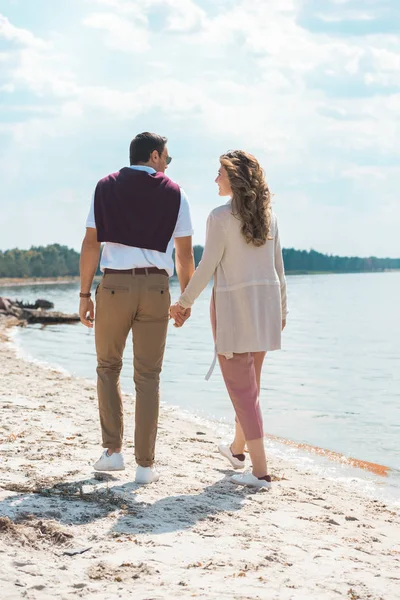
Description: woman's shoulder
xmin=210 ymin=203 xmax=278 ymax=219
xmin=271 ymin=209 xmax=281 ymax=233
xmin=208 ymin=202 xmax=232 ymax=221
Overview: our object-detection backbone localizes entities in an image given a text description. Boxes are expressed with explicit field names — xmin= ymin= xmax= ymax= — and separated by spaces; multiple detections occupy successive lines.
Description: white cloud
xmin=86 ymin=0 xmax=146 ymax=18
xmin=87 ymin=0 xmax=206 ymax=32
xmin=12 ymin=48 xmax=77 ymax=96
xmin=316 ymin=11 xmax=375 ymax=22
xmin=364 ymin=47 xmax=400 ymax=86
xmin=0 ymin=14 xmax=48 ymax=48
xmin=162 ymin=0 xmax=206 ymax=32
xmin=60 ymin=102 xmax=84 ymax=119
xmin=371 ymin=48 xmax=400 ymax=71
xmin=342 ymin=165 xmax=390 ymax=180
xmin=83 ymin=12 xmax=150 ymax=53
xmin=0 ymin=82 xmax=14 ymax=92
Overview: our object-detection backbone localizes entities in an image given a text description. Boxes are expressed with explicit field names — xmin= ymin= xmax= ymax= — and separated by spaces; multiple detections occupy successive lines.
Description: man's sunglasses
xmin=153 ymin=150 xmax=172 ymax=165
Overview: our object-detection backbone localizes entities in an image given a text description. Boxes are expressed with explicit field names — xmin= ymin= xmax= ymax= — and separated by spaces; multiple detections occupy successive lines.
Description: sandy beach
xmin=0 ymin=317 xmax=399 ymax=600
xmin=0 ymin=277 xmax=89 ymax=288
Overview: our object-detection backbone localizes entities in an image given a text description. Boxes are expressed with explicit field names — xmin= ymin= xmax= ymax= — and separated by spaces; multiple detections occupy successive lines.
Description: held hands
xmin=79 ymin=297 xmax=95 ymax=328
xmin=170 ymin=302 xmax=191 ymax=328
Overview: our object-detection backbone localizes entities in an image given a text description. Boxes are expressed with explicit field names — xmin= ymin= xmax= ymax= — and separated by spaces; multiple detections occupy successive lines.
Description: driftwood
xmin=0 ymin=297 xmax=80 ymax=325
xmin=15 ymin=298 xmax=55 ymax=310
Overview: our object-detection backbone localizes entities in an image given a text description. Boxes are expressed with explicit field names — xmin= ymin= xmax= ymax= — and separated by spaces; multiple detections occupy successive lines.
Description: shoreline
xmin=1 ymin=316 xmax=399 ymax=599
xmin=0 ymin=276 xmax=82 ymax=288
xmin=11 ymin=323 xmax=395 ymax=480
xmin=10 ymin=319 xmax=396 ymax=481
xmin=10 ymin=323 xmax=397 ymax=481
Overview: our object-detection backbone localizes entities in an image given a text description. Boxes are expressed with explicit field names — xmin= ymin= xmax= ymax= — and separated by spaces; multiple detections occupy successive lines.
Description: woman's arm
xmin=274 ymin=221 xmax=288 ymax=322
xmin=178 ymin=211 xmax=226 ymax=309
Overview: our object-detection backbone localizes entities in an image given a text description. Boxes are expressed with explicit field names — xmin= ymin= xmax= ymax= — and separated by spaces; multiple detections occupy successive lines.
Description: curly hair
xmin=220 ymin=150 xmax=272 ymax=247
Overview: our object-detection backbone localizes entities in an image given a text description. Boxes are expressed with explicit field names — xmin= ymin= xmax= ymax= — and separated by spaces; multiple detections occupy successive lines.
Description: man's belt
xmin=103 ymin=267 xmax=168 ymax=276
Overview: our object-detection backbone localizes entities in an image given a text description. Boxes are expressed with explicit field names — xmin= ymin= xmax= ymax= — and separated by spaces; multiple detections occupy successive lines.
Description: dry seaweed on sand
xmin=0 ymin=515 xmax=73 ymax=548
xmin=87 ymin=561 xmax=157 ymax=582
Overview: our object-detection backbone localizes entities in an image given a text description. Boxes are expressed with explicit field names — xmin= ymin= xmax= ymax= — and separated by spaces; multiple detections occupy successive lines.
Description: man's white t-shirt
xmin=86 ymin=165 xmax=194 ymax=277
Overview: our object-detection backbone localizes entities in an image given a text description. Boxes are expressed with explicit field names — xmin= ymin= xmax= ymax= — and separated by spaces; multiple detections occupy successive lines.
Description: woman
xmin=170 ymin=150 xmax=287 ymax=489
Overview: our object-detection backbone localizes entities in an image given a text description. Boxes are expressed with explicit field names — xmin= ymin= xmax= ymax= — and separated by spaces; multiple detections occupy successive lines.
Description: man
xmin=79 ymin=132 xmax=194 ymax=484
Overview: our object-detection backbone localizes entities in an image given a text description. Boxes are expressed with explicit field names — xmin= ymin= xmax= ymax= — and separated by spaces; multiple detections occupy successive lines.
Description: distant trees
xmin=0 ymin=245 xmax=80 ymax=278
xmin=0 ymin=244 xmax=399 ymax=279
xmin=282 ymin=248 xmax=400 ymax=273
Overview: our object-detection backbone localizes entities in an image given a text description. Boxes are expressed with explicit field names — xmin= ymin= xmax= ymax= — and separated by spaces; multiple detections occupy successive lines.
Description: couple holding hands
xmin=79 ymin=132 xmax=287 ymax=489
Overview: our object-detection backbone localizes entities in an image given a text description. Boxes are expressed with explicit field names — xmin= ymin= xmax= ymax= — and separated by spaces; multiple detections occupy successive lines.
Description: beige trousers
xmin=95 ymin=272 xmax=170 ymax=467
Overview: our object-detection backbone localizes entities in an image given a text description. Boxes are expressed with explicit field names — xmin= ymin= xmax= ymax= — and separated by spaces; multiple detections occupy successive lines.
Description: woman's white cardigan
xmin=179 ymin=202 xmax=287 ymax=368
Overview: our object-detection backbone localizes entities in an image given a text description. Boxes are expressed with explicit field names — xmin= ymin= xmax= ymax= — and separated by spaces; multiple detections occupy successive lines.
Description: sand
xmin=0 ymin=316 xmax=399 ymax=600
xmin=0 ymin=277 xmax=82 ymax=288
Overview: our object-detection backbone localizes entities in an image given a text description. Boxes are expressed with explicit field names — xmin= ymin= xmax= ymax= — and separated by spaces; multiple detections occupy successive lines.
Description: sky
xmin=1 ymin=0 xmax=400 ymax=258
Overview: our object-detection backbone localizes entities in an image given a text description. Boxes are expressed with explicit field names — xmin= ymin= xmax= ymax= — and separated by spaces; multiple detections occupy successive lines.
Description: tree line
xmin=0 ymin=245 xmax=82 ymax=278
xmin=281 ymin=248 xmax=400 ymax=274
xmin=0 ymin=244 xmax=399 ymax=279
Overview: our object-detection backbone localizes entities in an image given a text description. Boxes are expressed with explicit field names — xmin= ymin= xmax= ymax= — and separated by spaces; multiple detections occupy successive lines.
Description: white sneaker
xmin=230 ymin=471 xmax=272 ymax=489
xmin=218 ymin=444 xmax=246 ymax=469
xmin=135 ymin=466 xmax=160 ymax=485
xmin=93 ymin=450 xmax=125 ymax=472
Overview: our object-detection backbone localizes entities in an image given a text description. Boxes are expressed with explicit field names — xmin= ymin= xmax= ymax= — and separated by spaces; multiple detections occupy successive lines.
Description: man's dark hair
xmin=129 ymin=132 xmax=167 ymax=165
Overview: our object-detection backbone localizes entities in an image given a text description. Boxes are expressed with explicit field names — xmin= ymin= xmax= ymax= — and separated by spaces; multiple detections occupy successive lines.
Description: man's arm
xmin=173 ymin=236 xmax=195 ymax=327
xmin=174 ymin=236 xmax=195 ymax=292
xmin=79 ymin=227 xmax=101 ymax=328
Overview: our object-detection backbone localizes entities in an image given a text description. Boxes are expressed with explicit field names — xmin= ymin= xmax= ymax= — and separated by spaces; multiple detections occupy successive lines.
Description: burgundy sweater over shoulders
xmin=94 ymin=167 xmax=181 ymax=253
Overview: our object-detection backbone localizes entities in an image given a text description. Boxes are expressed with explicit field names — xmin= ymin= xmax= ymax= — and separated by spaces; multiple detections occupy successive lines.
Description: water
xmin=2 ymin=272 xmax=400 ymax=499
